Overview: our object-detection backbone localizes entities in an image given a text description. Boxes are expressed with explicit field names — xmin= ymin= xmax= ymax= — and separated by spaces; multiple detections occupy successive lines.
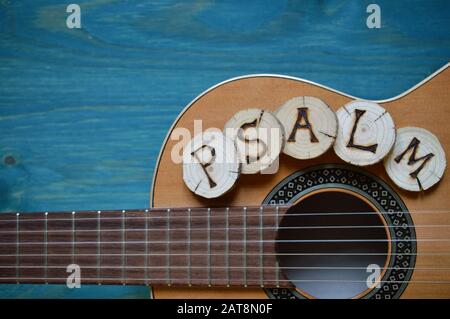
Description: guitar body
xmin=151 ymin=65 xmax=450 ymax=299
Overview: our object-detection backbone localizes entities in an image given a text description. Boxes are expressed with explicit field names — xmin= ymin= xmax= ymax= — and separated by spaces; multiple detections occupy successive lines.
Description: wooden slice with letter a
xmin=183 ymin=130 xmax=240 ymax=198
xmin=334 ymin=101 xmax=396 ymax=166
xmin=276 ymin=96 xmax=338 ymax=160
xmin=224 ymin=108 xmax=284 ymax=174
xmin=384 ymin=127 xmax=447 ymax=191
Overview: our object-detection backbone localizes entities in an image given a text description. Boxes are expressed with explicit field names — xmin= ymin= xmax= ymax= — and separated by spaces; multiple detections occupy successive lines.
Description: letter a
xmin=366 ymin=4 xmax=381 ymax=29
xmin=66 ymin=264 xmax=81 ymax=288
xmin=366 ymin=264 xmax=381 ymax=289
xmin=288 ymin=107 xmax=319 ymax=143
xmin=66 ymin=4 xmax=81 ymax=29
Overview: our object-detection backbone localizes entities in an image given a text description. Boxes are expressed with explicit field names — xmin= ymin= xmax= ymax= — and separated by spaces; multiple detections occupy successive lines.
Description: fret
xmin=243 ymin=207 xmax=247 ymax=288
xmin=121 ymin=210 xmax=145 ymax=285
xmin=259 ymin=206 xmax=264 ymax=288
xmin=147 ymin=210 xmax=160 ymax=285
xmin=43 ymin=212 xmax=69 ymax=284
xmin=144 ymin=209 xmax=149 ymax=286
xmin=44 ymin=212 xmax=48 ymax=284
xmin=187 ymin=208 xmax=191 ymax=287
xmin=16 ymin=213 xmax=20 ymax=284
xmin=167 ymin=208 xmax=171 ymax=286
xmin=275 ymin=206 xmax=280 ymax=288
xmin=207 ymin=208 xmax=211 ymax=287
xmin=0 ymin=214 xmax=19 ymax=283
xmin=225 ymin=207 xmax=230 ymax=287
xmin=0 ymin=206 xmax=293 ymax=288
xmin=121 ymin=210 xmax=126 ymax=285
xmin=97 ymin=211 xmax=101 ymax=285
xmin=98 ymin=211 xmax=123 ymax=286
xmin=71 ymin=211 xmax=98 ymax=284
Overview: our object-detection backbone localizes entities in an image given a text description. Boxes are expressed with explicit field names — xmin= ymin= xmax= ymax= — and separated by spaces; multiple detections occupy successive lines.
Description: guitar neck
xmin=0 ymin=206 xmax=292 ymax=288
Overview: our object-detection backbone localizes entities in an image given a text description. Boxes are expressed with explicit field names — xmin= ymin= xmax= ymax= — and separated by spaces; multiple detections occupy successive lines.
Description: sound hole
xmin=275 ymin=190 xmax=389 ymax=299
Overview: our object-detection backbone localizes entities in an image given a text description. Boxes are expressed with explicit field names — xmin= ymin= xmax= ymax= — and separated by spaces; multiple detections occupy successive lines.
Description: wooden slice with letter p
xmin=276 ymin=96 xmax=338 ymax=160
xmin=384 ymin=127 xmax=446 ymax=191
xmin=182 ymin=130 xmax=240 ymax=198
xmin=334 ymin=101 xmax=396 ymax=166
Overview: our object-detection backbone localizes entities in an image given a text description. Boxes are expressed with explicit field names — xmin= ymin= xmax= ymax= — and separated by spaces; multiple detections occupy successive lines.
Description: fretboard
xmin=0 ymin=206 xmax=292 ymax=288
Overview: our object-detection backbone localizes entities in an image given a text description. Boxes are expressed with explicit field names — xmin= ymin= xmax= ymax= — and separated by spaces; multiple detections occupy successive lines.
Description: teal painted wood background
xmin=0 ymin=0 xmax=449 ymax=298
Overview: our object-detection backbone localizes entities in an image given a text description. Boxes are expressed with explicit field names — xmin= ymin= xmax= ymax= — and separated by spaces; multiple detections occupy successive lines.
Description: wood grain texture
xmin=1 ymin=0 xmax=450 ymax=298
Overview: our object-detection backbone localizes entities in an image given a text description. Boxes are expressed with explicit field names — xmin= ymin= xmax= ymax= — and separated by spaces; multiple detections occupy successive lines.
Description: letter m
xmin=394 ymin=137 xmax=434 ymax=179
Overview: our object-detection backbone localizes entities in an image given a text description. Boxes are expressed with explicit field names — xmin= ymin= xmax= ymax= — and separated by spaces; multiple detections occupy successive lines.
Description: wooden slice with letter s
xmin=182 ymin=130 xmax=240 ymax=198
xmin=224 ymin=108 xmax=284 ymax=174
xmin=334 ymin=101 xmax=396 ymax=166
xmin=276 ymin=96 xmax=338 ymax=160
xmin=384 ymin=127 xmax=447 ymax=191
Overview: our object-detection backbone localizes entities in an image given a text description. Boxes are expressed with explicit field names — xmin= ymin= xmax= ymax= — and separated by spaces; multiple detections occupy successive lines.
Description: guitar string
xmin=0 ymin=265 xmax=449 ymax=271
xmin=1 ymin=209 xmax=450 ymax=223
xmin=2 ymin=209 xmax=448 ymax=277
xmin=0 ymin=212 xmax=447 ymax=283
xmin=0 ymin=238 xmax=449 ymax=245
xmin=0 ymin=252 xmax=449 ymax=257
xmin=0 ymin=238 xmax=450 ymax=247
xmin=0 ymin=209 xmax=445 ymax=237
xmin=1 ymin=277 xmax=450 ymax=285
xmin=0 ymin=223 xmax=448 ymax=235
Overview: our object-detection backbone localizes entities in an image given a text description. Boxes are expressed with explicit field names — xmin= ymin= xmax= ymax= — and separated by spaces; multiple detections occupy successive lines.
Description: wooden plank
xmin=1 ymin=0 xmax=450 ymax=298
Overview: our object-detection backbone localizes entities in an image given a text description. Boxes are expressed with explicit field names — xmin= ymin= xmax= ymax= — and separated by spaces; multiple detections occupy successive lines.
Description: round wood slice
xmin=275 ymin=96 xmax=338 ymax=160
xmin=384 ymin=127 xmax=446 ymax=191
xmin=224 ymin=108 xmax=284 ymax=174
xmin=182 ymin=130 xmax=240 ymax=198
xmin=334 ymin=101 xmax=396 ymax=166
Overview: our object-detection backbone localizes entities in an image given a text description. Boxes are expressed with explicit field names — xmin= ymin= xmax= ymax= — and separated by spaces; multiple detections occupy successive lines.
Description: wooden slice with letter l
xmin=384 ymin=127 xmax=446 ymax=191
xmin=334 ymin=101 xmax=396 ymax=166
xmin=224 ymin=108 xmax=284 ymax=174
xmin=182 ymin=130 xmax=240 ymax=198
xmin=275 ymin=96 xmax=338 ymax=160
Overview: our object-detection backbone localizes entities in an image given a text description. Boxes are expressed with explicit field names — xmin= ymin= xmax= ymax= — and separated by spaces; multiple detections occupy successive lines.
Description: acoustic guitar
xmin=1 ymin=64 xmax=449 ymax=299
